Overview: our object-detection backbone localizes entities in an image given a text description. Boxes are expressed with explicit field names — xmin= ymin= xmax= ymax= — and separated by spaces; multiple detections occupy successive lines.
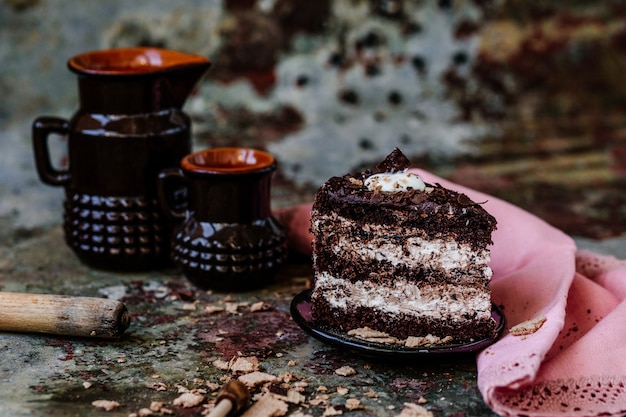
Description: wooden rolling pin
xmin=207 ymin=380 xmax=250 ymax=417
xmin=0 ymin=292 xmax=130 ymax=338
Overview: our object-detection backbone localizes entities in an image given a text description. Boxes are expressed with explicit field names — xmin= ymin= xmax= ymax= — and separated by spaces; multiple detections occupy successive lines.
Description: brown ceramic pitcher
xmin=32 ymin=47 xmax=211 ymax=271
xmin=157 ymin=148 xmax=287 ymax=291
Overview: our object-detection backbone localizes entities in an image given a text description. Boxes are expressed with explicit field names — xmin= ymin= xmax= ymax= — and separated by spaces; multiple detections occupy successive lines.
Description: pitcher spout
xmin=68 ymin=47 xmax=212 ymax=112
xmin=165 ymin=59 xmax=213 ymax=109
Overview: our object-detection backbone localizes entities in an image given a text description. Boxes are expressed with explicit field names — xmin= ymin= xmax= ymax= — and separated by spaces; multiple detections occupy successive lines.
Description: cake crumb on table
xmin=212 ymin=359 xmax=231 ymax=370
xmin=230 ymin=356 xmax=259 ymax=373
xmin=91 ymin=400 xmax=120 ymax=411
xmin=172 ymin=392 xmax=204 ymax=408
xmin=345 ymin=398 xmax=363 ymax=410
xmin=238 ymin=371 xmax=277 ymax=387
xmin=334 ymin=366 xmax=356 ymax=376
xmin=348 ymin=327 xmax=401 ymax=344
xmin=405 ymin=334 xmax=453 ymax=348
xmin=240 ymin=393 xmax=288 ymax=417
xmin=395 ymin=403 xmax=434 ymax=417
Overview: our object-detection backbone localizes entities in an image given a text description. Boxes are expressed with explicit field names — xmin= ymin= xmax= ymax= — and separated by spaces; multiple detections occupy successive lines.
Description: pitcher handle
xmin=157 ymin=168 xmax=188 ymax=221
xmin=32 ymin=116 xmax=70 ymax=186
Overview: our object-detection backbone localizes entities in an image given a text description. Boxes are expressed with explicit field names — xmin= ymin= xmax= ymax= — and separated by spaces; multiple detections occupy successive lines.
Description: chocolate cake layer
xmin=312 ymin=178 xmax=496 ymax=250
xmin=312 ymin=272 xmax=491 ymax=317
xmin=311 ymin=296 xmax=496 ymax=343
xmin=312 ymin=212 xmax=492 ymax=285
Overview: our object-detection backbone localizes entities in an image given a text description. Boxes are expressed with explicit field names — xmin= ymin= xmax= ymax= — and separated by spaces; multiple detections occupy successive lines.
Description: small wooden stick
xmin=0 ymin=292 xmax=130 ymax=338
xmin=207 ymin=380 xmax=250 ymax=417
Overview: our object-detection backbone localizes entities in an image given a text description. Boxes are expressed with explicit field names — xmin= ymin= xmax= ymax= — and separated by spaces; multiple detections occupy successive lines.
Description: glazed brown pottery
xmin=157 ymin=148 xmax=287 ymax=291
xmin=32 ymin=47 xmax=211 ymax=271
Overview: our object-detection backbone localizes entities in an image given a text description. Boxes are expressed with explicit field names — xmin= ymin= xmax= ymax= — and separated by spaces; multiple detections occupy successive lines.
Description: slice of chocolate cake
xmin=310 ymin=148 xmax=498 ymax=345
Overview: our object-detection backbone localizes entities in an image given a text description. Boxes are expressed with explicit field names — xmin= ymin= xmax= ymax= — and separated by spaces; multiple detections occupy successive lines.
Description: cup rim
xmin=181 ymin=147 xmax=276 ymax=174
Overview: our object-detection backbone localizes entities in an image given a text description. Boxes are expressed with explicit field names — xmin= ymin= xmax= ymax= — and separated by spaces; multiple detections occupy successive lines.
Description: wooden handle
xmin=209 ymin=380 xmax=250 ymax=417
xmin=0 ymin=292 xmax=130 ymax=338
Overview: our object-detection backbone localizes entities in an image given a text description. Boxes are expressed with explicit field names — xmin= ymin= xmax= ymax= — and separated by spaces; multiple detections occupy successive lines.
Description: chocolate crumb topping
xmin=375 ymin=148 xmax=411 ymax=173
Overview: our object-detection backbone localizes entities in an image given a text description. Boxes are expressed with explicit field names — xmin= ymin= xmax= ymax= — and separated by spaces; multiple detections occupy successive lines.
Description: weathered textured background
xmin=1 ymin=2 xmax=626 ymax=416
xmin=1 ymin=0 xmax=625 ymax=236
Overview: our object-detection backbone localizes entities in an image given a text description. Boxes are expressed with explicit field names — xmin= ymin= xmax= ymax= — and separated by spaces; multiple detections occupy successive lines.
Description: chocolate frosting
xmin=375 ymin=147 xmax=411 ymax=173
xmin=312 ymin=148 xmax=497 ymax=248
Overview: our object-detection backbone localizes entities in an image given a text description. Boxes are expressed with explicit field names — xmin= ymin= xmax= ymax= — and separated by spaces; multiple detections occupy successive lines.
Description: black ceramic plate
xmin=290 ymin=289 xmax=505 ymax=358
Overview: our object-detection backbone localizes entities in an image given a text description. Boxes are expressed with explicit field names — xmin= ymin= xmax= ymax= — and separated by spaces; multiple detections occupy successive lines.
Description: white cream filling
xmin=313 ymin=213 xmax=492 ymax=276
xmin=334 ymin=234 xmax=491 ymax=274
xmin=314 ymin=272 xmax=491 ymax=319
xmin=364 ymin=170 xmax=428 ymax=192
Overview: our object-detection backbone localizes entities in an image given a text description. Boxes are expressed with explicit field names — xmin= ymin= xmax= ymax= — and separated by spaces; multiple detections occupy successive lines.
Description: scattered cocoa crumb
xmin=137 ymin=408 xmax=153 ymax=416
xmin=92 ymin=400 xmax=120 ymax=411
xmin=238 ymin=371 xmax=277 ymax=388
xmin=225 ymin=302 xmax=248 ymax=314
xmin=395 ymin=403 xmax=434 ymax=417
xmin=405 ymin=334 xmax=453 ymax=348
xmin=250 ymin=301 xmax=270 ymax=312
xmin=206 ymin=382 xmax=220 ymax=392
xmin=172 ymin=392 xmax=205 ymax=408
xmin=282 ymin=389 xmax=307 ymax=404
xmin=293 ymin=381 xmax=308 ymax=390
xmin=212 ymin=359 xmax=231 ymax=371
xmin=204 ymin=305 xmax=225 ymax=314
xmin=309 ymin=394 xmax=330 ymax=406
xmin=345 ymin=398 xmax=363 ymax=410
xmin=149 ymin=402 xmax=164 ymax=412
xmin=146 ymin=382 xmax=168 ymax=391
xmin=278 ymin=372 xmax=295 ymax=384
xmin=334 ymin=366 xmax=356 ymax=376
xmin=240 ymin=393 xmax=288 ymax=417
xmin=510 ymin=316 xmax=547 ymax=336
xmin=231 ymin=356 xmax=259 ymax=373
xmin=364 ymin=390 xmax=378 ymax=399
xmin=348 ymin=327 xmax=401 ymax=344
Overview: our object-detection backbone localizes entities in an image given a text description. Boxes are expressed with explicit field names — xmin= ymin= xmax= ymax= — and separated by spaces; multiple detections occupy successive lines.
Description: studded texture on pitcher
xmin=63 ymin=193 xmax=169 ymax=267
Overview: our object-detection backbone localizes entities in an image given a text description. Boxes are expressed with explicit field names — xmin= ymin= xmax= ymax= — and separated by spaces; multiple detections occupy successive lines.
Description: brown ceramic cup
xmin=157 ymin=148 xmax=287 ymax=291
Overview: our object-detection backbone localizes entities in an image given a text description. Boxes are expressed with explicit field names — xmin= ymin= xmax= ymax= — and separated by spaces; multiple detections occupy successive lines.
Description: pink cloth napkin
xmin=275 ymin=169 xmax=626 ymax=417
